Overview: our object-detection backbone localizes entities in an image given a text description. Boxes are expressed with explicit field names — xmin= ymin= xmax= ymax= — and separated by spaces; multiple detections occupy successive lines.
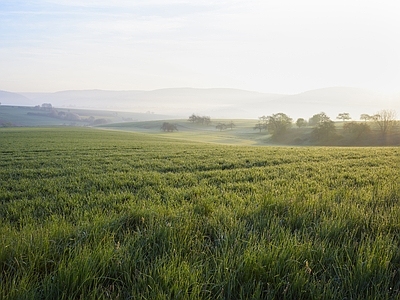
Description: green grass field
xmin=102 ymin=119 xmax=400 ymax=146
xmin=1 ymin=127 xmax=400 ymax=299
xmin=2 ymin=105 xmax=399 ymax=146
xmin=0 ymin=105 xmax=171 ymax=127
xmin=102 ymin=119 xmax=267 ymax=145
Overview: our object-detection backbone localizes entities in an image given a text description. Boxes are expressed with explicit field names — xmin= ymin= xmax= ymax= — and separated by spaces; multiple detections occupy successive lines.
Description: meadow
xmin=103 ymin=118 xmax=400 ymax=147
xmin=0 ymin=105 xmax=169 ymax=127
xmin=1 ymin=127 xmax=399 ymax=299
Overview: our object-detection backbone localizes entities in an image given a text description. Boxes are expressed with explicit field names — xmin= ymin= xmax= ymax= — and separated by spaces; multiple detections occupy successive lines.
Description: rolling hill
xmin=1 ymin=87 xmax=399 ymax=120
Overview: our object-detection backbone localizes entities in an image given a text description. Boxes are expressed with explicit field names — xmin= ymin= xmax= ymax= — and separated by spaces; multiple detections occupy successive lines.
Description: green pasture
xmin=0 ymin=105 xmax=170 ymax=127
xmin=2 ymin=105 xmax=399 ymax=146
xmin=102 ymin=118 xmax=400 ymax=146
xmin=0 ymin=106 xmax=74 ymax=127
xmin=1 ymin=127 xmax=399 ymax=299
xmin=102 ymin=119 xmax=272 ymax=145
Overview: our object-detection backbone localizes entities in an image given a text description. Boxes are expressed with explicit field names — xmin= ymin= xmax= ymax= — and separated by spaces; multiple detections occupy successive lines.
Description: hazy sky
xmin=1 ymin=0 xmax=400 ymax=94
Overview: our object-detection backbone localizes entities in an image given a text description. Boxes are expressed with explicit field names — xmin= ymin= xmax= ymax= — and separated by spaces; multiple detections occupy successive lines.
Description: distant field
xmin=0 ymin=105 xmax=173 ymax=127
xmin=0 ymin=106 xmax=80 ymax=126
xmin=102 ymin=119 xmax=267 ymax=145
xmin=1 ymin=127 xmax=399 ymax=299
xmin=102 ymin=118 xmax=400 ymax=146
xmin=2 ymin=105 xmax=399 ymax=146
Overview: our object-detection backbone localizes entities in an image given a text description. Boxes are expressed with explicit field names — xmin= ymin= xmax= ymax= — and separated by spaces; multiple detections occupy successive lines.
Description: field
xmin=2 ymin=105 xmax=399 ymax=146
xmin=0 ymin=105 xmax=171 ymax=127
xmin=102 ymin=119 xmax=266 ymax=145
xmin=102 ymin=118 xmax=400 ymax=147
xmin=1 ymin=127 xmax=400 ymax=299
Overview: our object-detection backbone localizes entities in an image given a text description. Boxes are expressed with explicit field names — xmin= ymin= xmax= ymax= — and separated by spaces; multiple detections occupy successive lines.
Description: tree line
xmin=27 ymin=103 xmax=109 ymax=125
xmin=254 ymin=110 xmax=398 ymax=143
xmin=188 ymin=114 xmax=211 ymax=125
xmin=162 ymin=110 xmax=398 ymax=145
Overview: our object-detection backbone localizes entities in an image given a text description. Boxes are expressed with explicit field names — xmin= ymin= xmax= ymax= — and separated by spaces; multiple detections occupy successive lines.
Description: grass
xmin=2 ymin=105 xmax=398 ymax=146
xmin=102 ymin=119 xmax=400 ymax=146
xmin=102 ymin=119 xmax=272 ymax=145
xmin=0 ymin=105 xmax=171 ymax=127
xmin=1 ymin=127 xmax=400 ymax=299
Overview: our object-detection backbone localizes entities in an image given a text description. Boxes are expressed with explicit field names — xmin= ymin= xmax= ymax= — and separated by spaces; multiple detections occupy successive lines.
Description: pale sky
xmin=1 ymin=0 xmax=400 ymax=94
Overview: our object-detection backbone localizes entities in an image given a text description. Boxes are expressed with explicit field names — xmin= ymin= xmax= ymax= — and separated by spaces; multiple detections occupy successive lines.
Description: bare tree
xmin=254 ymin=122 xmax=265 ymax=132
xmin=254 ymin=116 xmax=268 ymax=132
xmin=371 ymin=109 xmax=397 ymax=136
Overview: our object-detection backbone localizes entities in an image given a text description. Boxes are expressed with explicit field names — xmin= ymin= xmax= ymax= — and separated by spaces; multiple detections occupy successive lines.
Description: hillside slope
xmin=2 ymin=87 xmax=399 ymax=120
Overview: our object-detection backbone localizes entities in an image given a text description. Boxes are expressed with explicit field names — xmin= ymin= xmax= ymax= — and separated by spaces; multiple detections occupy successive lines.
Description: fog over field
xmin=1 ymin=87 xmax=399 ymax=120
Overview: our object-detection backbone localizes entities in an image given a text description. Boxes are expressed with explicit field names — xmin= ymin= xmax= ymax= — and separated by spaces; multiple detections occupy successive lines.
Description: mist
xmin=1 ymin=87 xmax=398 ymax=122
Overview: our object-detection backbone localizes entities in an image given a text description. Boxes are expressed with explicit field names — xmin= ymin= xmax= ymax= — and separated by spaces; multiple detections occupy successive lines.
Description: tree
xmin=265 ymin=113 xmax=292 ymax=139
xmin=259 ymin=115 xmax=267 ymax=123
xmin=161 ymin=122 xmax=178 ymax=132
xmin=86 ymin=116 xmax=95 ymax=123
xmin=254 ymin=122 xmax=266 ymax=133
xmin=188 ymin=114 xmax=197 ymax=123
xmin=311 ymin=113 xmax=336 ymax=142
xmin=65 ymin=112 xmax=81 ymax=121
xmin=254 ymin=116 xmax=268 ymax=133
xmin=308 ymin=112 xmax=330 ymax=126
xmin=203 ymin=116 xmax=211 ymax=126
xmin=41 ymin=103 xmax=52 ymax=110
xmin=371 ymin=109 xmax=397 ymax=136
xmin=360 ymin=114 xmax=372 ymax=122
xmin=336 ymin=112 xmax=351 ymax=122
xmin=58 ymin=111 xmax=67 ymax=118
xmin=92 ymin=118 xmax=108 ymax=125
xmin=227 ymin=121 xmax=235 ymax=130
xmin=188 ymin=114 xmax=211 ymax=125
xmin=215 ymin=123 xmax=227 ymax=131
xmin=198 ymin=116 xmax=206 ymax=125
xmin=296 ymin=118 xmax=308 ymax=128
xmin=312 ymin=121 xmax=336 ymax=142
xmin=343 ymin=122 xmax=371 ymax=140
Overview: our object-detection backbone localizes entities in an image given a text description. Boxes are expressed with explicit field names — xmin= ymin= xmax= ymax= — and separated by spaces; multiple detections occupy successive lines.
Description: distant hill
xmin=0 ymin=105 xmax=174 ymax=127
xmin=0 ymin=90 xmax=32 ymax=106
xmin=250 ymin=87 xmax=399 ymax=121
xmin=13 ymin=88 xmax=283 ymax=118
xmin=2 ymin=87 xmax=399 ymax=120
